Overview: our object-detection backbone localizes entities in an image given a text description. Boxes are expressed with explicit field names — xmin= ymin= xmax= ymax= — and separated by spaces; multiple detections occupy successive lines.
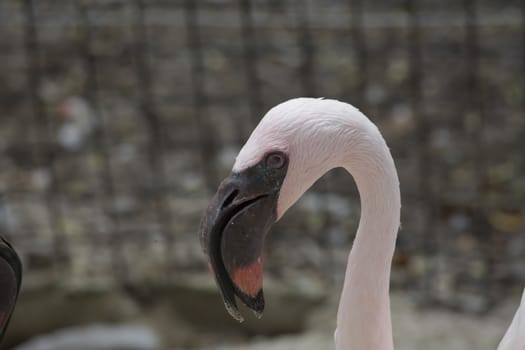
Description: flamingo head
xmin=200 ymin=98 xmax=367 ymax=321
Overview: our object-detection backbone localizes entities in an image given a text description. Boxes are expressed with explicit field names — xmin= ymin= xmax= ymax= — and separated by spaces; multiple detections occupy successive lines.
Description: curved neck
xmin=335 ymin=139 xmax=401 ymax=350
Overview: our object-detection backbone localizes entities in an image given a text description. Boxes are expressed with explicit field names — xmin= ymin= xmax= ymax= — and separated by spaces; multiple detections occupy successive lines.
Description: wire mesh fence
xmin=0 ymin=0 xmax=524 ymax=313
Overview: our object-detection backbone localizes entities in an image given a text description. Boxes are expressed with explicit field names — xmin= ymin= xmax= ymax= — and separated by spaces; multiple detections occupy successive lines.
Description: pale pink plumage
xmin=234 ymin=97 xmax=525 ymax=350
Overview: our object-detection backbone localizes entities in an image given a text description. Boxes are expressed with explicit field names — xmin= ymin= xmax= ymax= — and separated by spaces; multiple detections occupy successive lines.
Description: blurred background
xmin=0 ymin=0 xmax=524 ymax=349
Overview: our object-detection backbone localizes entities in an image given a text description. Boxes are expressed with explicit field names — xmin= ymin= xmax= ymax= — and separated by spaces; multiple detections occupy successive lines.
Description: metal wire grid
xmin=0 ymin=0 xmax=523 ymax=311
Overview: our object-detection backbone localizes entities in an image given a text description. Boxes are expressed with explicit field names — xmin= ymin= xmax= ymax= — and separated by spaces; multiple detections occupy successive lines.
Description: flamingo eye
xmin=265 ymin=152 xmax=286 ymax=169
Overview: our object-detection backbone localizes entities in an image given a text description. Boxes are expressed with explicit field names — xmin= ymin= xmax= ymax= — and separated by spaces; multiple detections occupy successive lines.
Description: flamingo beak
xmin=0 ymin=237 xmax=22 ymax=345
xmin=200 ymin=158 xmax=287 ymax=322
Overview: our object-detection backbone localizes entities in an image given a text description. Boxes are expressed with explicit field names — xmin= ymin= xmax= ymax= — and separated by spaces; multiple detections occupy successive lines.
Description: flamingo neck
xmin=335 ymin=139 xmax=401 ymax=350
xmin=233 ymin=98 xmax=401 ymax=349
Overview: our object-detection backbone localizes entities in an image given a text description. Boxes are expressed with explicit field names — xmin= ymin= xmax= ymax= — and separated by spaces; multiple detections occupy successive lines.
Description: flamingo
xmin=0 ymin=237 xmax=22 ymax=346
xmin=199 ymin=98 xmax=525 ymax=349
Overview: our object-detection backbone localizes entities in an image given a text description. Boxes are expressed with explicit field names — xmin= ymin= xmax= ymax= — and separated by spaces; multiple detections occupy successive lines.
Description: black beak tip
xmin=221 ymin=287 xmax=265 ymax=322
xmin=250 ymin=292 xmax=265 ymax=319
xmin=224 ymin=300 xmax=245 ymax=323
xmin=237 ymin=288 xmax=265 ymax=319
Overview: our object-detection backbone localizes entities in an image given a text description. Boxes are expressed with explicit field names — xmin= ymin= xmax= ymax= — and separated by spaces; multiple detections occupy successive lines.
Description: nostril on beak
xmin=222 ymin=189 xmax=239 ymax=208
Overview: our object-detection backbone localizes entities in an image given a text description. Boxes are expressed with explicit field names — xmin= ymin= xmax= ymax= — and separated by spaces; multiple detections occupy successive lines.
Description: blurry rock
xmin=366 ymin=83 xmax=386 ymax=105
xmin=430 ymin=128 xmax=452 ymax=149
xmin=409 ymin=255 xmax=431 ymax=278
xmin=463 ymin=112 xmax=482 ymax=134
xmin=0 ymin=202 xmax=15 ymax=232
xmin=455 ymin=234 xmax=477 ymax=254
xmin=298 ymin=193 xmax=353 ymax=219
xmin=489 ymin=209 xmax=524 ymax=233
xmin=455 ymin=291 xmax=490 ymax=314
xmin=487 ymin=162 xmax=516 ymax=184
xmin=382 ymin=104 xmax=415 ymax=138
xmin=218 ymin=147 xmax=241 ymax=173
xmin=448 ymin=212 xmax=470 ymax=231
xmin=111 ymin=195 xmax=140 ymax=217
xmin=204 ymin=49 xmax=227 ymax=72
xmin=5 ymin=144 xmax=59 ymax=169
xmin=387 ymin=59 xmax=409 ymax=83
xmin=113 ymin=144 xmax=138 ymax=164
xmin=180 ymin=173 xmax=204 ymax=192
xmin=134 ymin=274 xmax=326 ymax=337
xmin=205 ymin=332 xmax=333 ymax=350
xmin=7 ymin=287 xmax=140 ymax=348
xmin=30 ymin=168 xmax=52 ymax=191
xmin=56 ymin=96 xmax=97 ymax=151
xmin=13 ymin=324 xmax=158 ymax=350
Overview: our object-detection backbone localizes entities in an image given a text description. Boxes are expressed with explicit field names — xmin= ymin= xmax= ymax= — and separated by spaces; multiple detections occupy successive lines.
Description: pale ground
xmin=10 ymin=281 xmax=521 ymax=350
xmin=203 ymin=291 xmax=520 ymax=350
